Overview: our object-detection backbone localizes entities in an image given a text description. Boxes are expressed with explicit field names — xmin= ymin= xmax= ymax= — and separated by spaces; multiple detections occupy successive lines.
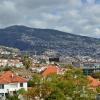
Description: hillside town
xmin=1 ymin=0 xmax=100 ymax=99
xmin=0 ymin=48 xmax=99 ymax=100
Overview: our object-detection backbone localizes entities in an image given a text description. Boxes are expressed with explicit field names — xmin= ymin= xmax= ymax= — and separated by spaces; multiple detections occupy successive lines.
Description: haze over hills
xmin=0 ymin=25 xmax=100 ymax=57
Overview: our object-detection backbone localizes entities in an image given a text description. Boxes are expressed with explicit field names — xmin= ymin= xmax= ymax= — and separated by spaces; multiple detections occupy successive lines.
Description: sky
xmin=0 ymin=0 xmax=100 ymax=38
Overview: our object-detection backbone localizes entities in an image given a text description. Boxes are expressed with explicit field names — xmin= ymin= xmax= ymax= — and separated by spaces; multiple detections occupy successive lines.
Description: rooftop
xmin=42 ymin=64 xmax=60 ymax=77
xmin=0 ymin=71 xmax=27 ymax=84
xmin=87 ymin=76 xmax=100 ymax=87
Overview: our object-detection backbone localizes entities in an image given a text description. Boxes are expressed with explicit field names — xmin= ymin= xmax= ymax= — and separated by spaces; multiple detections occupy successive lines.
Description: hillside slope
xmin=0 ymin=25 xmax=100 ymax=56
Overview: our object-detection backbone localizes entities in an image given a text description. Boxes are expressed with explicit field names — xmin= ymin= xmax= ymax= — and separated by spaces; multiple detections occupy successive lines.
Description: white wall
xmin=0 ymin=82 xmax=27 ymax=94
xmin=18 ymin=82 xmax=27 ymax=91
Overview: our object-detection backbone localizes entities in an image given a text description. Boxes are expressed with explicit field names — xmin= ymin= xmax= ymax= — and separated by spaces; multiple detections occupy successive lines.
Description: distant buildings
xmin=0 ymin=59 xmax=24 ymax=68
xmin=82 ymin=62 xmax=100 ymax=75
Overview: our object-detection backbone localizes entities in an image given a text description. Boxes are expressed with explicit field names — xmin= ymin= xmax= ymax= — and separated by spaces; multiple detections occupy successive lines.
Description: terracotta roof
xmin=0 ymin=71 xmax=27 ymax=84
xmin=42 ymin=64 xmax=60 ymax=77
xmin=87 ymin=76 xmax=100 ymax=87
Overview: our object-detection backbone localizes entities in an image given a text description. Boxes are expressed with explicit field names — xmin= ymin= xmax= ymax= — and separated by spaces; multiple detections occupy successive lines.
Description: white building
xmin=0 ymin=71 xmax=27 ymax=99
xmin=0 ymin=59 xmax=8 ymax=67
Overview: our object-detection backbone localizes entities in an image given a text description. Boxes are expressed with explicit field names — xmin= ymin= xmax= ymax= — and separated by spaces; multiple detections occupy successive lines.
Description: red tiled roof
xmin=87 ymin=76 xmax=100 ymax=87
xmin=0 ymin=71 xmax=27 ymax=84
xmin=42 ymin=64 xmax=60 ymax=77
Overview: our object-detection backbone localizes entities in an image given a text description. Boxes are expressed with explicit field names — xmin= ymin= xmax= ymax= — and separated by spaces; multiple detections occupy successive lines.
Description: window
xmin=20 ymin=83 xmax=23 ymax=87
xmin=0 ymin=84 xmax=4 ymax=89
xmin=10 ymin=83 xmax=17 ymax=88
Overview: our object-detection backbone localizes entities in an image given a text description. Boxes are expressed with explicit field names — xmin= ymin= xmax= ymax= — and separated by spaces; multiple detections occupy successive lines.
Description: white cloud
xmin=0 ymin=0 xmax=100 ymax=38
xmin=94 ymin=28 xmax=100 ymax=35
xmin=29 ymin=20 xmax=47 ymax=28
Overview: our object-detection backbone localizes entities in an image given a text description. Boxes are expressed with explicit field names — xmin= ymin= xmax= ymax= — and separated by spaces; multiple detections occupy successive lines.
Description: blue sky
xmin=0 ymin=0 xmax=100 ymax=38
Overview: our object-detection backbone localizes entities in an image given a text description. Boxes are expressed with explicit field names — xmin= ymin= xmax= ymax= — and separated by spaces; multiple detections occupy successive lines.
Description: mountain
xmin=0 ymin=25 xmax=100 ymax=57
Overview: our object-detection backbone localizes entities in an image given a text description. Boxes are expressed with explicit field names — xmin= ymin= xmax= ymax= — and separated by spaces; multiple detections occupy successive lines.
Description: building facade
xmin=0 ymin=71 xmax=27 ymax=99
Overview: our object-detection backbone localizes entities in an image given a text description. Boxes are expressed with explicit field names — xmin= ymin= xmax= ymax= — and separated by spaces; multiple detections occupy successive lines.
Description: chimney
xmin=12 ymin=74 xmax=14 ymax=78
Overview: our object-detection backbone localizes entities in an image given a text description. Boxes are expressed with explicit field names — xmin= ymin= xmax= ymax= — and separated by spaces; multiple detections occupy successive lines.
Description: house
xmin=0 ymin=59 xmax=8 ymax=67
xmin=87 ymin=76 xmax=100 ymax=87
xmin=72 ymin=62 xmax=82 ymax=67
xmin=83 ymin=62 xmax=100 ymax=75
xmin=31 ymin=66 xmax=47 ymax=73
xmin=0 ymin=71 xmax=27 ymax=99
xmin=41 ymin=64 xmax=64 ymax=77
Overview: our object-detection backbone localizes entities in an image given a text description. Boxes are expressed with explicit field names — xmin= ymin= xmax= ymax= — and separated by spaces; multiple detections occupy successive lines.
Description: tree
xmin=7 ymin=95 xmax=19 ymax=100
xmin=6 ymin=92 xmax=19 ymax=100
xmin=26 ymin=74 xmax=53 ymax=99
xmin=45 ymin=89 xmax=66 ymax=100
xmin=96 ymin=86 xmax=100 ymax=93
xmin=26 ymin=68 xmax=96 ymax=100
xmin=28 ymin=80 xmax=34 ymax=87
xmin=17 ymin=88 xmax=26 ymax=95
xmin=62 ymin=68 xmax=96 ymax=100
xmin=91 ymin=72 xmax=100 ymax=79
xmin=22 ymin=55 xmax=32 ymax=69
xmin=65 ymin=64 xmax=74 ymax=69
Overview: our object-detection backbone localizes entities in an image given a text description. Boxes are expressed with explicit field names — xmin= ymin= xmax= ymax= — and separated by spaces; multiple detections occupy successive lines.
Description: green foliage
xmin=26 ymin=68 xmax=96 ymax=100
xmin=28 ymin=80 xmax=34 ymax=87
xmin=45 ymin=90 xmax=66 ymax=100
xmin=96 ymin=86 xmax=100 ymax=93
xmin=6 ymin=94 xmax=19 ymax=100
xmin=22 ymin=55 xmax=32 ymax=69
xmin=17 ymin=88 xmax=26 ymax=95
xmin=65 ymin=64 xmax=74 ymax=69
xmin=91 ymin=72 xmax=100 ymax=79
xmin=3 ymin=65 xmax=12 ymax=71
xmin=7 ymin=95 xmax=19 ymax=100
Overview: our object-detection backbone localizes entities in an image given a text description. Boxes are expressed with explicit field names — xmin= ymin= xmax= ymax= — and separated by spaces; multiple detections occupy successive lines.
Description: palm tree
xmin=22 ymin=55 xmax=32 ymax=69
